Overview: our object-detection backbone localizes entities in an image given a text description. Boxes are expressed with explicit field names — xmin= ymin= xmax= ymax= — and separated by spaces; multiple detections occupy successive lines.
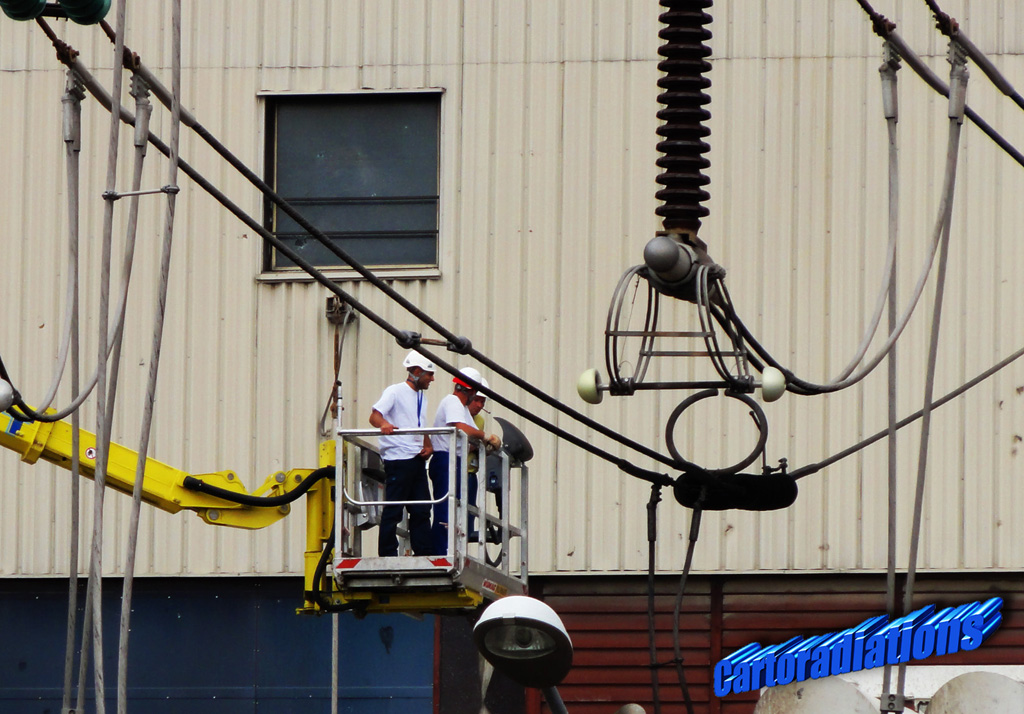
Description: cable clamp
xmin=396 ymin=331 xmax=421 ymax=348
xmin=880 ymin=692 xmax=905 ymax=712
xmin=447 ymin=336 xmax=472 ymax=354
xmin=103 ymin=185 xmax=179 ymax=201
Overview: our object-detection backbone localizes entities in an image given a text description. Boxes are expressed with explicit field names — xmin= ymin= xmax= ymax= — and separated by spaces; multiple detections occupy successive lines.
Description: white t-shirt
xmin=432 ymin=392 xmax=474 ymax=457
xmin=372 ymin=381 xmax=429 ymax=461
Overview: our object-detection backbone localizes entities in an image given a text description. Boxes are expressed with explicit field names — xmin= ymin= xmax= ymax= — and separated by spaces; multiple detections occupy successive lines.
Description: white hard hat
xmin=474 ymin=376 xmax=490 ymax=400
xmin=456 ymin=366 xmax=482 ymax=384
xmin=403 ymin=350 xmax=435 ymax=372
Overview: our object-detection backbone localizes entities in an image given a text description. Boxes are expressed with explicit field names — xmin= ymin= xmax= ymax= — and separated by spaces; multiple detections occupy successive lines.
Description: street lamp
xmin=473 ymin=595 xmax=574 ymax=714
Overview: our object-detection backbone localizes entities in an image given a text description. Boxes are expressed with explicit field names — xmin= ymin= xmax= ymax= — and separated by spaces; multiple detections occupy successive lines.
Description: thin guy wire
xmin=319 ymin=309 xmax=357 ymax=438
xmin=88 ymin=1 xmax=132 ymax=707
xmin=60 ymin=68 xmax=83 ymax=714
xmin=897 ymin=43 xmax=967 ymax=704
xmin=879 ymin=42 xmax=901 ymax=713
xmin=119 ymin=38 xmax=180 ymax=711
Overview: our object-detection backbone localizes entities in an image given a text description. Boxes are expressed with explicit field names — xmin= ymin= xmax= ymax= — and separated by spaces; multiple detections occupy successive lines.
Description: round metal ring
xmin=665 ymin=389 xmax=769 ymax=475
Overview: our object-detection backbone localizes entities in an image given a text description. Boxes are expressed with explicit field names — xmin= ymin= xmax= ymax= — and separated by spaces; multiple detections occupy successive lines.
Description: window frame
xmin=258 ymin=89 xmax=444 ymax=282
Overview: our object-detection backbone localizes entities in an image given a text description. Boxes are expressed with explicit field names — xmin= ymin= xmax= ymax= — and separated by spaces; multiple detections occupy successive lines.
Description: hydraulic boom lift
xmin=0 ymin=408 xmax=530 ymax=615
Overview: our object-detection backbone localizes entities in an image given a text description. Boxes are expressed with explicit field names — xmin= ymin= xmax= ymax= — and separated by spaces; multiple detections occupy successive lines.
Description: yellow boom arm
xmin=0 ymin=410 xmax=317 ymax=529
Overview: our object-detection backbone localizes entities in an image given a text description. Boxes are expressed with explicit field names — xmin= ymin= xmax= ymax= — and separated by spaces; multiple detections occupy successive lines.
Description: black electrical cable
xmin=182 ymin=466 xmax=334 ymax=507
xmin=924 ymin=0 xmax=1024 ymax=112
xmin=672 ymin=505 xmax=701 ymax=714
xmin=31 ymin=27 xmax=674 ymax=488
xmin=791 ymin=343 xmax=1024 ymax=480
xmin=707 ymin=301 xmax=816 ymax=397
xmin=712 ymin=297 xmax=1024 ymax=481
xmin=646 ymin=485 xmax=663 ymax=714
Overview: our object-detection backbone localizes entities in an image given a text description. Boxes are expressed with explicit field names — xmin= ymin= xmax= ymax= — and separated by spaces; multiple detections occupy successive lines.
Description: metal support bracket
xmin=103 ymin=185 xmax=179 ymax=201
xmin=880 ymin=692 xmax=906 ymax=712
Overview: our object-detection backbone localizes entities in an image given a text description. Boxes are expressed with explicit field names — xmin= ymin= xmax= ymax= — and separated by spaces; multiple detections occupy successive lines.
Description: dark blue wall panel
xmin=0 ymin=578 xmax=433 ymax=714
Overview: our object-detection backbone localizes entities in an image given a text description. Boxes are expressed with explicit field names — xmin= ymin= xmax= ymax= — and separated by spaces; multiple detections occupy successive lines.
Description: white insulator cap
xmin=760 ymin=367 xmax=786 ymax=403
xmin=576 ymin=368 xmax=604 ymax=405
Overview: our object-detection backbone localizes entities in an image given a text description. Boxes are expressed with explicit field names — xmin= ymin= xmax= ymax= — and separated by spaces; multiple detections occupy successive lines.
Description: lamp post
xmin=473 ymin=595 xmax=574 ymax=714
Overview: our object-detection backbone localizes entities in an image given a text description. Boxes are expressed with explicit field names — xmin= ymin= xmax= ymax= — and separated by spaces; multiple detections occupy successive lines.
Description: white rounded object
xmin=0 ymin=379 xmax=14 ymax=412
xmin=474 ymin=595 xmax=573 ymax=689
xmin=927 ymin=672 xmax=1024 ymax=714
xmin=403 ymin=350 xmax=435 ymax=372
xmin=458 ymin=366 xmax=482 ymax=383
xmin=576 ymin=368 xmax=603 ymax=405
xmin=760 ymin=366 xmax=786 ymax=403
xmin=477 ymin=595 xmax=569 ymax=639
xmin=753 ymin=677 xmax=875 ymax=714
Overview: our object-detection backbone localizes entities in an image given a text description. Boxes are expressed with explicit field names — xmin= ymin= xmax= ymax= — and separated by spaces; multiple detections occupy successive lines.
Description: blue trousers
xmin=429 ymin=452 xmax=477 ymax=555
xmin=378 ymin=456 xmax=433 ymax=557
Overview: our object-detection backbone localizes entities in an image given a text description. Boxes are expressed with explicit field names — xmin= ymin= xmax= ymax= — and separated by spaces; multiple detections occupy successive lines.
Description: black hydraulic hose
xmin=182 ymin=466 xmax=334 ymax=507
xmin=312 ymin=522 xmax=354 ymax=614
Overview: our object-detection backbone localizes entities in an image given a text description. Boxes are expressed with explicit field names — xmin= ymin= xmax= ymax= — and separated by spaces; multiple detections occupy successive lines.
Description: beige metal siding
xmin=0 ymin=0 xmax=1022 ymax=578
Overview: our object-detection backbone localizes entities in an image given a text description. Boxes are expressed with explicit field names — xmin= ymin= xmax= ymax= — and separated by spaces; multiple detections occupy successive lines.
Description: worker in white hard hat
xmin=468 ymin=384 xmax=506 ymax=531
xmin=428 ymin=367 xmax=501 ymax=555
xmin=369 ymin=350 xmax=436 ymax=557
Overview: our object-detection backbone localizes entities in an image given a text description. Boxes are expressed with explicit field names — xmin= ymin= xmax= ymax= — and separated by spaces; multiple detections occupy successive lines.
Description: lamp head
xmin=473 ymin=595 xmax=573 ymax=689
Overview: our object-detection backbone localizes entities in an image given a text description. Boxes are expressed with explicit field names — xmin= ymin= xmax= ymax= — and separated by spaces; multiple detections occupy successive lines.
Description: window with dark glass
xmin=265 ymin=93 xmax=440 ymax=271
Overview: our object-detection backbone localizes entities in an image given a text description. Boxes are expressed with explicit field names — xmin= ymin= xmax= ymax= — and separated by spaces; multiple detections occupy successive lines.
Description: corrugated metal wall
xmin=541 ymin=573 xmax=1024 ymax=714
xmin=1 ymin=1 xmax=1023 ymax=577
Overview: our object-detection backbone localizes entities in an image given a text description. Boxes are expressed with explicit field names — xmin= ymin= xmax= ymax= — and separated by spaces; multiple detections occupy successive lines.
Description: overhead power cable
xmin=897 ymin=42 xmax=967 ymax=705
xmin=59 ymin=67 xmax=85 ymax=714
xmin=715 ymin=4 xmax=1024 ymax=398
xmin=879 ymin=41 xmax=902 ymax=711
xmin=24 ymin=11 xmax=1023 ymax=492
xmin=31 ymin=28 xmax=673 ymax=486
xmin=118 ymin=3 xmax=183 ymax=711
xmin=92 ymin=27 xmax=677 ymax=481
xmin=790 ymin=341 xmax=1024 ymax=481
xmin=925 ymin=0 xmax=1024 ymax=111
xmin=855 ymin=0 xmax=1024 ymax=169
xmin=719 ymin=128 xmax=957 ymax=397
xmin=85 ymin=1 xmax=132 ymax=710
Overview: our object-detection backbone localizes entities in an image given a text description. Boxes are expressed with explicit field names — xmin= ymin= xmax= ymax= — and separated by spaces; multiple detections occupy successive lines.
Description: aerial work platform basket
xmin=331 ymin=426 xmax=529 ymax=612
